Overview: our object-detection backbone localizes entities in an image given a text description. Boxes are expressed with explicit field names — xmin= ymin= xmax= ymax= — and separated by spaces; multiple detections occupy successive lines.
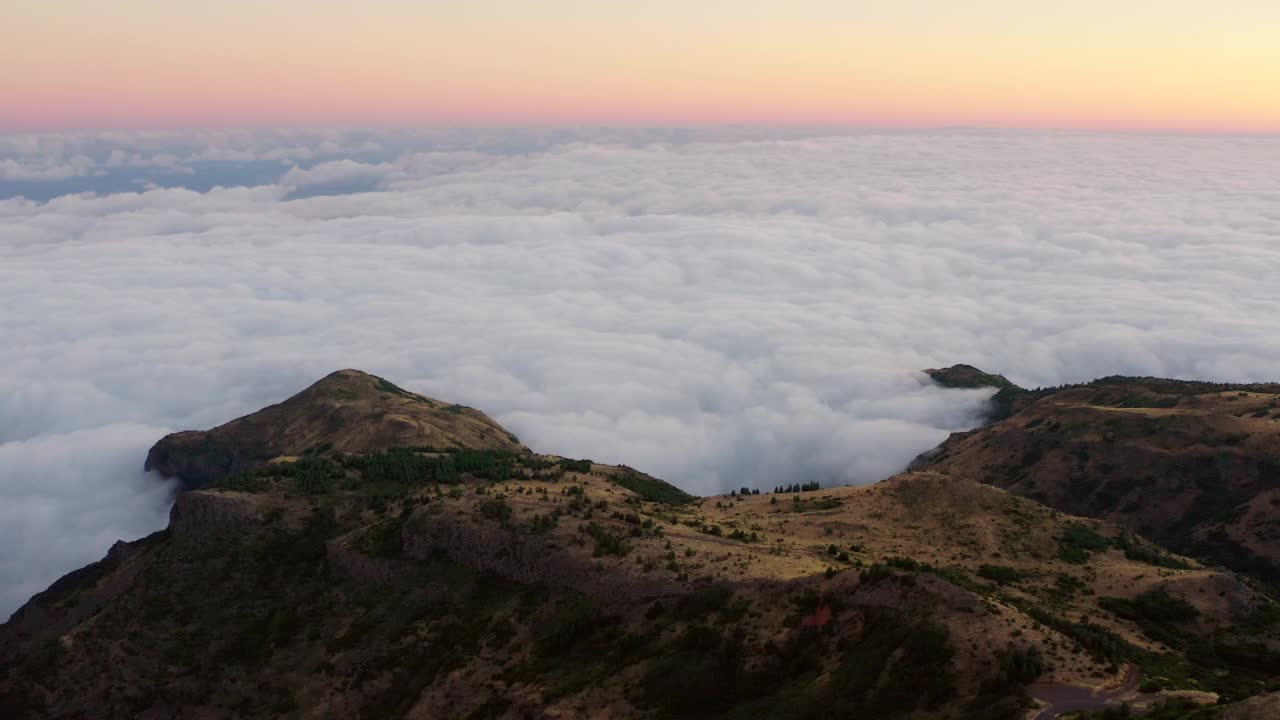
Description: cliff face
xmin=167 ymin=490 xmax=267 ymax=543
xmin=145 ymin=369 xmax=525 ymax=489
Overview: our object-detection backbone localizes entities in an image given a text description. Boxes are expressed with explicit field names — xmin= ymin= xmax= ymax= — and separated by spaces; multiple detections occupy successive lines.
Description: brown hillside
xmin=916 ymin=375 xmax=1280 ymax=586
xmin=5 ymin=370 xmax=1280 ymax=719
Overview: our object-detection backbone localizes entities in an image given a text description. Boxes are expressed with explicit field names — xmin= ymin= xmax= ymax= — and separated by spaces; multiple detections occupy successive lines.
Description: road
xmin=1028 ymin=665 xmax=1145 ymax=719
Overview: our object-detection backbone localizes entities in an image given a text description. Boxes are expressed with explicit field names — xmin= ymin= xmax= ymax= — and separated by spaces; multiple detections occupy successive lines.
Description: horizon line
xmin=3 ymin=121 xmax=1279 ymax=138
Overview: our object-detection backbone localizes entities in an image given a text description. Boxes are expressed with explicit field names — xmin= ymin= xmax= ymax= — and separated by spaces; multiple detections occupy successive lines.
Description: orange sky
xmin=4 ymin=1 xmax=1278 ymax=132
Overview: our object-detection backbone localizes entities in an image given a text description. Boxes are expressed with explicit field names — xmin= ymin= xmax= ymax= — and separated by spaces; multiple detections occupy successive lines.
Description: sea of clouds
xmin=3 ymin=127 xmax=1279 ymax=618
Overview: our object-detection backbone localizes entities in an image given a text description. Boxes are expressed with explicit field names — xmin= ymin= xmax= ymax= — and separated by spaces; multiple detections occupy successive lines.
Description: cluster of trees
xmin=977 ymin=565 xmax=1025 ymax=585
xmin=212 ymin=455 xmax=344 ymax=494
xmin=1114 ymin=533 xmax=1191 ymax=569
xmin=527 ymin=512 xmax=558 ymax=533
xmin=987 ymin=645 xmax=1045 ymax=690
xmin=610 ymin=510 xmax=655 ymax=530
xmin=1098 ymin=588 xmax=1199 ymax=625
xmin=611 ymin=471 xmax=694 ymax=505
xmin=1058 ymin=523 xmax=1110 ymax=564
xmin=345 ymin=448 xmax=521 ymax=485
xmin=478 ymin=496 xmax=513 ymax=526
xmin=773 ymin=482 xmax=822 ymax=493
xmin=579 ymin=521 xmax=630 ymax=557
xmin=559 ymin=458 xmax=593 ymax=473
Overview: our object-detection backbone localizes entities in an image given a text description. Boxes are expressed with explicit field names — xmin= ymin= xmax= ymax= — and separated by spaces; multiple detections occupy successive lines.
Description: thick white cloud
xmin=279 ymin=158 xmax=399 ymax=197
xmin=2 ymin=128 xmax=1279 ymax=619
xmin=0 ymin=425 xmax=175 ymax=616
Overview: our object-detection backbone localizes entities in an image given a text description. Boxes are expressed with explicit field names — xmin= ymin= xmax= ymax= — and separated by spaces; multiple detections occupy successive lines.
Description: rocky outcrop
xmin=144 ymin=431 xmax=252 ymax=490
xmin=403 ymin=511 xmax=683 ymax=603
xmin=1225 ymin=692 xmax=1280 ymax=720
xmin=326 ymin=539 xmax=402 ymax=585
xmin=168 ymin=491 xmax=264 ymax=543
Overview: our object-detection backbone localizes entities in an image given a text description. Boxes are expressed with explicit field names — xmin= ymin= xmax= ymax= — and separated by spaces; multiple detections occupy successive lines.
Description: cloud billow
xmin=2 ymin=128 xmax=1279 ymax=618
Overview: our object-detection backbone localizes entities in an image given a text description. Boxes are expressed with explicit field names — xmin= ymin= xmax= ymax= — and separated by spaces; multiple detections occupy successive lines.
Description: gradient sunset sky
xmin=5 ymin=0 xmax=1279 ymax=132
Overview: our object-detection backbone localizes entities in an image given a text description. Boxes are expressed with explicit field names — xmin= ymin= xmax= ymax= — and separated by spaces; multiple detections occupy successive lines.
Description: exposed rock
xmin=168 ymin=490 xmax=265 ymax=544
xmin=1224 ymin=692 xmax=1280 ymax=719
xmin=402 ymin=511 xmax=683 ymax=603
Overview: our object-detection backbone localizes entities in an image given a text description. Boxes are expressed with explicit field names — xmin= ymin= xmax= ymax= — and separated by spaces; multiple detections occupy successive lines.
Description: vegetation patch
xmin=772 ymin=482 xmax=823 ymax=493
xmin=345 ymin=447 xmax=520 ymax=486
xmin=1098 ymin=588 xmax=1199 ymax=627
xmin=609 ymin=469 xmax=694 ymax=505
xmin=1115 ymin=534 xmax=1192 ymax=569
xmin=373 ymin=375 xmax=414 ymax=399
xmin=579 ymin=522 xmax=630 ymax=557
xmin=1058 ymin=523 xmax=1110 ymax=564
xmin=978 ymin=565 xmax=1026 ymax=585
xmin=558 ymin=458 xmax=593 ymax=473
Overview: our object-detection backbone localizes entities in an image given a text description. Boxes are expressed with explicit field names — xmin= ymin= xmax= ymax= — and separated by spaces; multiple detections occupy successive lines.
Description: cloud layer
xmin=3 ymin=128 xmax=1280 ymax=618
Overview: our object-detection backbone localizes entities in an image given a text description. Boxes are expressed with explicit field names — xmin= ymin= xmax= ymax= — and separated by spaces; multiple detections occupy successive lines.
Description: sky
xmin=4 ymin=1 xmax=1280 ymax=132
xmin=2 ymin=127 xmax=1280 ymax=618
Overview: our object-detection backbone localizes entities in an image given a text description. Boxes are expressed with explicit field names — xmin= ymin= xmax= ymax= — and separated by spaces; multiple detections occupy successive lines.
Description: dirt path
xmin=1029 ymin=665 xmax=1145 ymax=719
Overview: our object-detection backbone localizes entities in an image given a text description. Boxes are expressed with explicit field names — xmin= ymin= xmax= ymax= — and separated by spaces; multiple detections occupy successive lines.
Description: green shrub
xmin=558 ymin=458 xmax=593 ymax=473
xmin=527 ymin=513 xmax=559 ymax=533
xmin=1056 ymin=524 xmax=1110 ymax=564
xmin=1058 ymin=544 xmax=1091 ymax=564
xmin=1115 ymin=534 xmax=1191 ymax=569
xmin=479 ymin=497 xmax=513 ymax=527
xmin=1098 ymin=588 xmax=1199 ymax=625
xmin=1061 ymin=524 xmax=1110 ymax=551
xmin=988 ymin=645 xmax=1045 ymax=688
xmin=579 ymin=522 xmax=630 ymax=557
xmin=978 ymin=565 xmax=1025 ymax=585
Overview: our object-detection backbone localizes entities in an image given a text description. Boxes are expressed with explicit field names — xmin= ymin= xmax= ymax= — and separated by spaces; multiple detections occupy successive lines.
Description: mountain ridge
xmin=917 ymin=365 xmax=1280 ymax=588
xmin=4 ymin=368 xmax=1280 ymax=719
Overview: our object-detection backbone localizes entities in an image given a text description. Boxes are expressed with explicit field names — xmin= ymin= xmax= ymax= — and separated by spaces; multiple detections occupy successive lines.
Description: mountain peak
xmin=923 ymin=364 xmax=1019 ymax=391
xmin=144 ymin=369 xmax=524 ymax=489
